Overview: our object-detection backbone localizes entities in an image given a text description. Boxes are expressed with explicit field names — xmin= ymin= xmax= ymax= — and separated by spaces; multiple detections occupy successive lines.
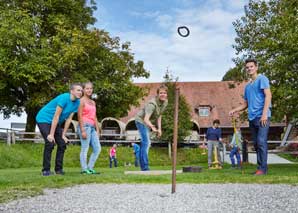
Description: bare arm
xmin=62 ymin=113 xmax=74 ymax=143
xmin=260 ymin=88 xmax=272 ymax=126
xmin=78 ymin=98 xmax=87 ymax=139
xmin=144 ymin=114 xmax=158 ymax=132
xmin=157 ymin=116 xmax=162 ymax=137
xmin=47 ymin=106 xmax=63 ymax=143
xmin=229 ymin=101 xmax=248 ymax=116
xmin=95 ymin=116 xmax=100 ymax=135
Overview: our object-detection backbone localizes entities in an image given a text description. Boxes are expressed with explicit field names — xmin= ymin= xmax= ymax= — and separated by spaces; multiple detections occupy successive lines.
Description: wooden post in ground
xmin=7 ymin=130 xmax=11 ymax=146
xmin=172 ymin=86 xmax=179 ymax=194
xmin=11 ymin=131 xmax=16 ymax=144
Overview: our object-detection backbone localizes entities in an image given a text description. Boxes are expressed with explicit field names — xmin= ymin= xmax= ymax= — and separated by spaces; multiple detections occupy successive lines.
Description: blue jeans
xmin=135 ymin=121 xmax=151 ymax=171
xmin=134 ymin=153 xmax=140 ymax=167
xmin=78 ymin=123 xmax=101 ymax=171
xmin=109 ymin=156 xmax=118 ymax=168
xmin=230 ymin=146 xmax=241 ymax=166
xmin=249 ymin=117 xmax=270 ymax=172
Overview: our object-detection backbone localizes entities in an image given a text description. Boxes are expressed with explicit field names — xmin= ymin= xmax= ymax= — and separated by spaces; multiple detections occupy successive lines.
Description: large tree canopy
xmin=0 ymin=0 xmax=149 ymax=131
xmin=223 ymin=0 xmax=298 ymax=122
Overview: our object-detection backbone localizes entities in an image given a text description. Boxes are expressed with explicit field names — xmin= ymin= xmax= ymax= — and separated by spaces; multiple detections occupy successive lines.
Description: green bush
xmin=0 ymin=143 xmax=207 ymax=169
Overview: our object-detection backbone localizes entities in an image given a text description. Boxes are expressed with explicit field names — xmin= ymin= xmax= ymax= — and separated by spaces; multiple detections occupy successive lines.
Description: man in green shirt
xmin=135 ymin=85 xmax=168 ymax=171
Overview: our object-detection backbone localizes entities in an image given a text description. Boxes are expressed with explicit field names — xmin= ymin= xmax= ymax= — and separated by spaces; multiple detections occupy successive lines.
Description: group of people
xmin=207 ymin=58 xmax=271 ymax=176
xmin=36 ymin=82 xmax=101 ymax=176
xmin=35 ymin=81 xmax=168 ymax=175
xmin=36 ymin=58 xmax=271 ymax=177
xmin=206 ymin=119 xmax=242 ymax=169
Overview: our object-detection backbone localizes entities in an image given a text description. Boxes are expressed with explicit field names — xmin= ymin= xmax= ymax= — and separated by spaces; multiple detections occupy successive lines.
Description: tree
xmin=0 ymin=1 xmax=149 ymax=132
xmin=223 ymin=0 xmax=298 ymax=122
xmin=160 ymin=72 xmax=192 ymax=143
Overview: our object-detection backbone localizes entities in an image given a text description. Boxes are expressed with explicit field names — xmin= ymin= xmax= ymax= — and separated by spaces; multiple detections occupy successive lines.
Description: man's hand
xmin=157 ymin=129 xmax=162 ymax=138
xmin=47 ymin=134 xmax=55 ymax=143
xmin=151 ymin=125 xmax=158 ymax=132
xmin=62 ymin=134 xmax=69 ymax=143
xmin=229 ymin=109 xmax=236 ymax=117
xmin=260 ymin=114 xmax=268 ymax=127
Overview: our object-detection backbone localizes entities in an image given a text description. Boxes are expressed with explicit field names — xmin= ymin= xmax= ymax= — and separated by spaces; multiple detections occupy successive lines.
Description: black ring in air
xmin=177 ymin=26 xmax=190 ymax=37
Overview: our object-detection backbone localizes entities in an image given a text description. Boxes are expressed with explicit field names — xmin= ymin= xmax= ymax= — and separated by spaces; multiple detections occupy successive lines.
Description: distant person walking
xmin=132 ymin=142 xmax=140 ymax=167
xmin=135 ymin=85 xmax=168 ymax=171
xmin=77 ymin=82 xmax=101 ymax=174
xmin=36 ymin=83 xmax=82 ymax=176
xmin=229 ymin=58 xmax=272 ymax=176
xmin=109 ymin=144 xmax=118 ymax=168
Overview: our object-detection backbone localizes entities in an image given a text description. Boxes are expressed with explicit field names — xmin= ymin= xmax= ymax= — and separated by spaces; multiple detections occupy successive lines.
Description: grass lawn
xmin=1 ymin=143 xmax=298 ymax=203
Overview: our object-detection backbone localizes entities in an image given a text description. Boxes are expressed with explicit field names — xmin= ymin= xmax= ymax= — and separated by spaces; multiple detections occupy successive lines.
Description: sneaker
xmin=42 ymin=170 xmax=52 ymax=176
xmin=55 ymin=170 xmax=65 ymax=175
xmin=254 ymin=170 xmax=266 ymax=176
xmin=81 ymin=170 xmax=92 ymax=174
xmin=88 ymin=169 xmax=99 ymax=174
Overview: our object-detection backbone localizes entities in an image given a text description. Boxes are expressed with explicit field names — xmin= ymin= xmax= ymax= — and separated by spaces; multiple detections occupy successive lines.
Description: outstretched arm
xmin=157 ymin=116 xmax=162 ymax=137
xmin=229 ymin=101 xmax=248 ymax=116
xmin=47 ymin=106 xmax=63 ymax=143
xmin=62 ymin=113 xmax=75 ymax=143
xmin=144 ymin=114 xmax=158 ymax=132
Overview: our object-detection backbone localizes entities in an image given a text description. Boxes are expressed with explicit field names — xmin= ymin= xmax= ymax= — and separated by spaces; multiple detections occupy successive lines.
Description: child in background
xmin=229 ymin=125 xmax=243 ymax=169
xmin=109 ymin=144 xmax=118 ymax=168
xmin=131 ymin=142 xmax=140 ymax=167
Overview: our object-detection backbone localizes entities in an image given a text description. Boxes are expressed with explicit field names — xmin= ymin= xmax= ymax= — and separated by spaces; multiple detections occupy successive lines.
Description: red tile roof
xmin=120 ymin=81 xmax=248 ymax=128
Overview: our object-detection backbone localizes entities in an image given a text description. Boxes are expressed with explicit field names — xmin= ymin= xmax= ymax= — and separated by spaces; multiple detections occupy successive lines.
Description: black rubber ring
xmin=177 ymin=26 xmax=190 ymax=37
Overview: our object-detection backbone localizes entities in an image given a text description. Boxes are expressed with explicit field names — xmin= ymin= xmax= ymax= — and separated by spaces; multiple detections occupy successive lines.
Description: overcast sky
xmin=0 ymin=0 xmax=249 ymax=128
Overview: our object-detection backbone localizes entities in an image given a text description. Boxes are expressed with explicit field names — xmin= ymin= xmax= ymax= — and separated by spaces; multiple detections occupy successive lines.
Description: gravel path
xmin=1 ymin=184 xmax=298 ymax=213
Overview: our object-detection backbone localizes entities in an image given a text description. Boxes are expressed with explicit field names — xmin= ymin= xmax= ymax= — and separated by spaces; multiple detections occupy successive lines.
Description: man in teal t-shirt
xmin=36 ymin=83 xmax=82 ymax=176
xmin=229 ymin=59 xmax=272 ymax=176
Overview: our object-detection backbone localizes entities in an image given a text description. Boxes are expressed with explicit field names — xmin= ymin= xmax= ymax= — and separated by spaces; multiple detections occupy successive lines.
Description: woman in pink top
xmin=78 ymin=82 xmax=101 ymax=174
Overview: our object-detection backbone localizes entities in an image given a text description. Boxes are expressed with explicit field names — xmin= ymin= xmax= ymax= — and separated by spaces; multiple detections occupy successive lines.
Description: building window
xmin=199 ymin=107 xmax=209 ymax=117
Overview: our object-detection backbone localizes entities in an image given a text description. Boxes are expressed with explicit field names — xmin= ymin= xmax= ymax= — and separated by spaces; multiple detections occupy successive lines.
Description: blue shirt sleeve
xmin=244 ymin=86 xmax=248 ymax=101
xmin=206 ymin=128 xmax=210 ymax=140
xmin=218 ymin=128 xmax=222 ymax=140
xmin=57 ymin=94 xmax=68 ymax=109
xmin=260 ymin=75 xmax=270 ymax=89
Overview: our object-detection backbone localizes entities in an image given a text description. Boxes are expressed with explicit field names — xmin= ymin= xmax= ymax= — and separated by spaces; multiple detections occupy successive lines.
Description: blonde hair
xmin=157 ymin=84 xmax=168 ymax=94
xmin=82 ymin=82 xmax=93 ymax=89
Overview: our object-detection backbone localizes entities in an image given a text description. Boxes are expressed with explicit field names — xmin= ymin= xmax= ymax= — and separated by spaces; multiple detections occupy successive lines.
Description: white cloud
xmin=156 ymin=14 xmax=173 ymax=29
xmin=114 ymin=2 xmax=245 ymax=82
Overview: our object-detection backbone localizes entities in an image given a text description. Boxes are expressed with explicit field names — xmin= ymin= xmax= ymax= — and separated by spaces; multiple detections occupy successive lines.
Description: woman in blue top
xmin=36 ymin=83 xmax=82 ymax=176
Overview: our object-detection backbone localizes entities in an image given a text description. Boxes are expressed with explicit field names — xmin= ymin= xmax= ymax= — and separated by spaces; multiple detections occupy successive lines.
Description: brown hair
xmin=245 ymin=58 xmax=258 ymax=66
xmin=213 ymin=119 xmax=220 ymax=125
xmin=69 ymin=83 xmax=82 ymax=90
xmin=157 ymin=84 xmax=168 ymax=94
